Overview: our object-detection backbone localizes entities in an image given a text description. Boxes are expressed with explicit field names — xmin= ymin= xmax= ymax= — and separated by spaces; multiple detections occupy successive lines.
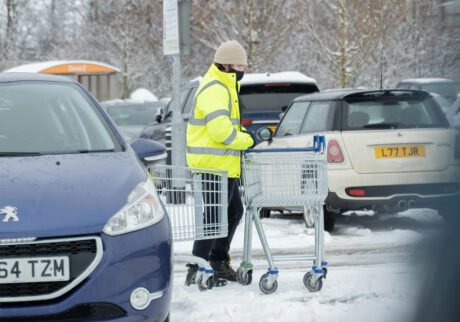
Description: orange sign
xmin=41 ymin=63 xmax=116 ymax=75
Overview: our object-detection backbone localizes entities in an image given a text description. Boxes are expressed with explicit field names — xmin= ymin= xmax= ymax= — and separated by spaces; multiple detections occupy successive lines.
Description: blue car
xmin=0 ymin=73 xmax=172 ymax=321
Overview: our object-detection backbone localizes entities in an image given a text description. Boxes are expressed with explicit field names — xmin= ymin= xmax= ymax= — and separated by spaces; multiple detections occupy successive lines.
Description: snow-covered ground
xmin=170 ymin=208 xmax=445 ymax=322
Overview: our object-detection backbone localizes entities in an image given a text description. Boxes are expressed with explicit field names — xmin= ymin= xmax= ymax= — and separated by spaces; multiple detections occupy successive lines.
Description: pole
xmin=171 ymin=54 xmax=186 ymax=167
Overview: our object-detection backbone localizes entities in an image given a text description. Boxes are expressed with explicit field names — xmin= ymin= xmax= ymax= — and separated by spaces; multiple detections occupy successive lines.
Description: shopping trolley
xmin=148 ymin=165 xmax=228 ymax=291
xmin=236 ymin=135 xmax=328 ymax=294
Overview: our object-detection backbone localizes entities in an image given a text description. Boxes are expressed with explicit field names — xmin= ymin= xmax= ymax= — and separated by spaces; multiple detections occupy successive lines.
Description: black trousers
xmin=192 ymin=177 xmax=244 ymax=262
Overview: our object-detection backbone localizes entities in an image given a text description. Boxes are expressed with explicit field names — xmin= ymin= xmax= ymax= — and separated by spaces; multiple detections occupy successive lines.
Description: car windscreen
xmin=106 ymin=103 xmax=159 ymax=126
xmin=239 ymin=84 xmax=318 ymax=111
xmin=342 ymin=95 xmax=448 ymax=131
xmin=0 ymin=81 xmax=120 ymax=155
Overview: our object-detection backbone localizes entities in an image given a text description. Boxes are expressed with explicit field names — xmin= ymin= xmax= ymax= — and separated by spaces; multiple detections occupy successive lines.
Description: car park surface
xmin=140 ymin=72 xmax=319 ymax=163
xmin=256 ymin=89 xmax=460 ymax=231
xmin=0 ymin=73 xmax=172 ymax=322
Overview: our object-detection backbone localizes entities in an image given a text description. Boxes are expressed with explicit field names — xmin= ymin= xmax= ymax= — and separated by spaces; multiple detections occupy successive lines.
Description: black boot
xmin=185 ymin=263 xmax=198 ymax=286
xmin=210 ymin=258 xmax=237 ymax=282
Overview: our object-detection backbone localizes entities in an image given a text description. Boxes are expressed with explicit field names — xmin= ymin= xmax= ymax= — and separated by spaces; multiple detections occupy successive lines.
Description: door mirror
xmin=155 ymin=107 xmax=163 ymax=123
xmin=131 ymin=138 xmax=167 ymax=166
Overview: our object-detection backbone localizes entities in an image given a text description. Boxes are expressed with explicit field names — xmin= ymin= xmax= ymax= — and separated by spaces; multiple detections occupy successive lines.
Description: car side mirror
xmin=131 ymin=138 xmax=167 ymax=166
xmin=257 ymin=127 xmax=273 ymax=143
xmin=155 ymin=107 xmax=163 ymax=123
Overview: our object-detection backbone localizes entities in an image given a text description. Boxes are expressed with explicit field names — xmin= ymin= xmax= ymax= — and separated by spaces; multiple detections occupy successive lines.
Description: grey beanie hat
xmin=214 ymin=40 xmax=247 ymax=65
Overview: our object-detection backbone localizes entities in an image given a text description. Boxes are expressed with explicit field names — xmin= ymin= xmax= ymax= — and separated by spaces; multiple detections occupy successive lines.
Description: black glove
xmin=242 ymin=130 xmax=256 ymax=148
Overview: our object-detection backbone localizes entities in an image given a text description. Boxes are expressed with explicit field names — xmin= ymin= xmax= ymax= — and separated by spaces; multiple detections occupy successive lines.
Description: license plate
xmin=375 ymin=145 xmax=425 ymax=158
xmin=0 ymin=256 xmax=70 ymax=283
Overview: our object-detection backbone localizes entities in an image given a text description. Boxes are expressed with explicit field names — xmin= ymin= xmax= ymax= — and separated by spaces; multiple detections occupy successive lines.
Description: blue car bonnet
xmin=0 ymin=151 xmax=146 ymax=239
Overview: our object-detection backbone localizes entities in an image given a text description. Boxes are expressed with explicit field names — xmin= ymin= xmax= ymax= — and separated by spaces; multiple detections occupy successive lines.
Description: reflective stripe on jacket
xmin=186 ymin=64 xmax=253 ymax=178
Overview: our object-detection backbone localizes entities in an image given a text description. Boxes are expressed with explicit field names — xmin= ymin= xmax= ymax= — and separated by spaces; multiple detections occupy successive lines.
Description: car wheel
xmin=323 ymin=206 xmax=336 ymax=232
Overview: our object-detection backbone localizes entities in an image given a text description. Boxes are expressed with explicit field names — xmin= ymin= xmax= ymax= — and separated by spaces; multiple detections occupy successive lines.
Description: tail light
xmin=241 ymin=118 xmax=253 ymax=126
xmin=327 ymin=140 xmax=344 ymax=163
xmin=347 ymin=189 xmax=366 ymax=196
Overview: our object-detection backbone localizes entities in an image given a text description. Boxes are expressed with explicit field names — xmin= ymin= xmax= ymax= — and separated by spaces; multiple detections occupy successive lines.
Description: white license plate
xmin=0 ymin=256 xmax=70 ymax=283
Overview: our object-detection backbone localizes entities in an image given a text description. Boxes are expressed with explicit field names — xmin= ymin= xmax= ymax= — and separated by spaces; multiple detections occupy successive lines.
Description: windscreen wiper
xmin=363 ymin=123 xmax=398 ymax=129
xmin=76 ymin=149 xmax=116 ymax=153
xmin=0 ymin=152 xmax=42 ymax=157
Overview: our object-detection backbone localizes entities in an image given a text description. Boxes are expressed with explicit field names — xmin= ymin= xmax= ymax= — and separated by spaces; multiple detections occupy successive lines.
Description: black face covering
xmin=229 ymin=67 xmax=245 ymax=81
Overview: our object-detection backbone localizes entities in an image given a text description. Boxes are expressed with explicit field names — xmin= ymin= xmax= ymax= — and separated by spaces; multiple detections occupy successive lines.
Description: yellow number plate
xmin=375 ymin=145 xmax=425 ymax=158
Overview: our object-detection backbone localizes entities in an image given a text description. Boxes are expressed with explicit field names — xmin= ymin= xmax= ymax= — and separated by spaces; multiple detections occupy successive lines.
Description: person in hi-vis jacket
xmin=185 ymin=40 xmax=256 ymax=286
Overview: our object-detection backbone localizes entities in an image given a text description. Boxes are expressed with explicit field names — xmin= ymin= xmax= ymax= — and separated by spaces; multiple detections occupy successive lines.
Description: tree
xmin=301 ymin=0 xmax=411 ymax=88
xmin=190 ymin=0 xmax=303 ymax=72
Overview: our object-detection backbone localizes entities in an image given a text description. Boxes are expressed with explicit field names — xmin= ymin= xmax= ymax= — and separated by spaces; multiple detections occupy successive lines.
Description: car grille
xmin=0 ymin=236 xmax=102 ymax=302
xmin=1 ymin=302 xmax=125 ymax=321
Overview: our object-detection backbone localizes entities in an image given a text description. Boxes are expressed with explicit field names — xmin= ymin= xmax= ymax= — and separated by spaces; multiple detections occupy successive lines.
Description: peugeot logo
xmin=0 ymin=206 xmax=19 ymax=222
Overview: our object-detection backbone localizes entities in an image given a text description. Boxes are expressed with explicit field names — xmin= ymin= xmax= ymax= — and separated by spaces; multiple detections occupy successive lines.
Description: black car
xmin=140 ymin=72 xmax=319 ymax=163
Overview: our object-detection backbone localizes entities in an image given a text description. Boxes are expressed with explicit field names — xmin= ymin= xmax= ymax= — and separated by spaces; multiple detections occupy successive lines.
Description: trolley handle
xmin=246 ymin=135 xmax=326 ymax=153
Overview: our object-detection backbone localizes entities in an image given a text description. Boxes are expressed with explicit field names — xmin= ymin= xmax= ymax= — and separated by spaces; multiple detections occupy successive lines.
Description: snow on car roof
xmin=240 ymin=71 xmax=317 ymax=85
xmin=400 ymin=78 xmax=456 ymax=84
xmin=3 ymin=60 xmax=120 ymax=73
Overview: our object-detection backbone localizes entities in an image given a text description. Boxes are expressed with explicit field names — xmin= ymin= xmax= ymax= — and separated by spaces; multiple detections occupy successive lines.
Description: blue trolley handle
xmin=245 ymin=135 xmax=326 ymax=153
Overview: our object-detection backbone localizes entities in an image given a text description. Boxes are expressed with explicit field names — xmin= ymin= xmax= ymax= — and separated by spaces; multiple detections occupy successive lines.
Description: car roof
xmin=101 ymin=99 xmax=164 ymax=107
xmin=240 ymin=71 xmax=317 ymax=85
xmin=184 ymin=71 xmax=318 ymax=88
xmin=0 ymin=72 xmax=75 ymax=83
xmin=398 ymin=78 xmax=456 ymax=84
xmin=292 ymin=88 xmax=430 ymax=101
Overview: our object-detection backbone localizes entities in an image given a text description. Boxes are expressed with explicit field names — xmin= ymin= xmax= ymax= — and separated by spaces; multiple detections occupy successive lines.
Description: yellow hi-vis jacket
xmin=186 ymin=64 xmax=254 ymax=178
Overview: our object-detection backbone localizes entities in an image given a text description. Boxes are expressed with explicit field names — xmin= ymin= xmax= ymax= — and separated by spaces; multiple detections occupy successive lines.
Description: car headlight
xmin=103 ymin=178 xmax=165 ymax=236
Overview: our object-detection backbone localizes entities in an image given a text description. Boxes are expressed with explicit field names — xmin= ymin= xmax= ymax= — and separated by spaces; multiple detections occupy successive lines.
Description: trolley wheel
xmin=259 ymin=208 xmax=271 ymax=218
xmin=236 ymin=268 xmax=253 ymax=285
xmin=197 ymin=275 xmax=214 ymax=291
xmin=303 ymin=271 xmax=323 ymax=292
xmin=259 ymin=273 xmax=278 ymax=294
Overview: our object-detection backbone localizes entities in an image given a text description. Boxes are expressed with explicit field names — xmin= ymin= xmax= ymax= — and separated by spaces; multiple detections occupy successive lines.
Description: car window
xmin=0 ymin=82 xmax=118 ymax=154
xmin=106 ymin=103 xmax=160 ymax=126
xmin=165 ymin=87 xmax=191 ymax=120
xmin=343 ymin=96 xmax=447 ymax=130
xmin=240 ymin=84 xmax=318 ymax=112
xmin=275 ymin=101 xmax=309 ymax=137
xmin=182 ymin=86 xmax=198 ymax=116
xmin=300 ymin=101 xmax=334 ymax=134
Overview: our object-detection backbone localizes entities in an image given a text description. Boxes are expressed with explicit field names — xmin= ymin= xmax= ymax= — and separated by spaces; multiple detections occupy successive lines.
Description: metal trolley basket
xmin=148 ymin=165 xmax=228 ymax=291
xmin=236 ymin=135 xmax=328 ymax=294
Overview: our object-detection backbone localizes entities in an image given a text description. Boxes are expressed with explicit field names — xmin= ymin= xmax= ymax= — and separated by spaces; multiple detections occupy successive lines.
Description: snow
xmin=129 ymin=87 xmax=158 ymax=101
xmin=399 ymin=78 xmax=455 ymax=84
xmin=170 ymin=209 xmax=444 ymax=321
xmin=240 ymin=71 xmax=317 ymax=85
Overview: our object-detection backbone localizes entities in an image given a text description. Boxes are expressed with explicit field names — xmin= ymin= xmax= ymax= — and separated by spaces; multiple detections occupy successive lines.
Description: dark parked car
xmin=0 ymin=73 xmax=172 ymax=322
xmin=396 ymin=78 xmax=460 ymax=103
xmin=140 ymin=72 xmax=319 ymax=163
xmin=256 ymin=89 xmax=460 ymax=231
xmin=101 ymin=99 xmax=166 ymax=143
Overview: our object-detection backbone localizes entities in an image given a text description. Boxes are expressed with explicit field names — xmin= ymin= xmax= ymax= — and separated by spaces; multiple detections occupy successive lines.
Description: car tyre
xmin=259 ymin=208 xmax=271 ymax=218
xmin=323 ymin=206 xmax=336 ymax=232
